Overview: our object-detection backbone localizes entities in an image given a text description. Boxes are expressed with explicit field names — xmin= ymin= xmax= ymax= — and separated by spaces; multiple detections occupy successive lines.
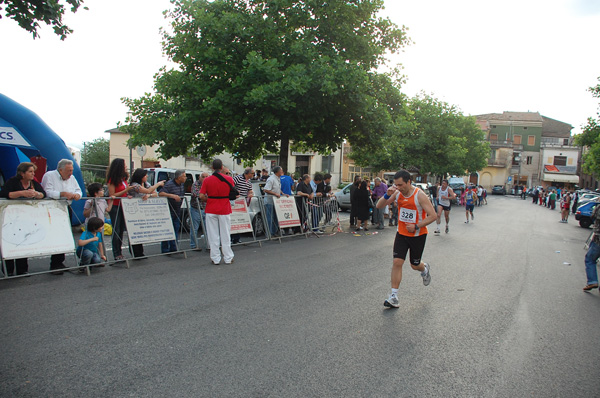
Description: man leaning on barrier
xmin=263 ymin=166 xmax=288 ymax=237
xmin=41 ymin=159 xmax=82 ymax=275
xmin=190 ymin=171 xmax=209 ymax=250
xmin=159 ymin=169 xmax=186 ymax=253
xmin=231 ymin=167 xmax=254 ymax=244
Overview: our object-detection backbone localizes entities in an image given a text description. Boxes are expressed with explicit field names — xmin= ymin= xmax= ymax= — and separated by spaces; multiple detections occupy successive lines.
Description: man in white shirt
xmin=263 ymin=166 xmax=288 ymax=237
xmin=41 ymin=159 xmax=83 ymax=274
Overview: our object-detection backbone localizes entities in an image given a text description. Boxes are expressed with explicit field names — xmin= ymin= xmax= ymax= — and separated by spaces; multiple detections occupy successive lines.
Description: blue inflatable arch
xmin=0 ymin=93 xmax=86 ymax=224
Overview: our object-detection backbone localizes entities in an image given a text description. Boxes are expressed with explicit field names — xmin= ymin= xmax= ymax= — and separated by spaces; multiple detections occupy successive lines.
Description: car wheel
xmin=252 ymin=213 xmax=265 ymax=236
xmin=579 ymin=218 xmax=592 ymax=228
xmin=182 ymin=210 xmax=190 ymax=233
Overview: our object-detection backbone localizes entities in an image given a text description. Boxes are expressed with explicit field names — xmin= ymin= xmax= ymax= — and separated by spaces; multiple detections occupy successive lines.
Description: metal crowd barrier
xmin=1 ymin=198 xmax=91 ymax=279
xmin=1 ymin=193 xmax=343 ymax=280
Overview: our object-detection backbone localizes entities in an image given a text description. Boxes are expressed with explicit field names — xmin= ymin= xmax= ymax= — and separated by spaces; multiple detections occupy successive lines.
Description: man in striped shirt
xmin=231 ymin=168 xmax=254 ymax=244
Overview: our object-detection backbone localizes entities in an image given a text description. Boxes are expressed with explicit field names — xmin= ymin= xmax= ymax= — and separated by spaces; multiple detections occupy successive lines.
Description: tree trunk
xmin=280 ymin=135 xmax=289 ymax=174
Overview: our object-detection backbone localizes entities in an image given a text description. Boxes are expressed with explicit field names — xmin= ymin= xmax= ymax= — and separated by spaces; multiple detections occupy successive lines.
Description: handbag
xmin=211 ymin=172 xmax=239 ymax=200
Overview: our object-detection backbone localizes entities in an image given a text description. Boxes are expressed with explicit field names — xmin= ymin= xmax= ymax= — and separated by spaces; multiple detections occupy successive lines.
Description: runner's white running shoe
xmin=422 ymin=263 xmax=431 ymax=286
xmin=384 ymin=295 xmax=399 ymax=308
xmin=445 ymin=225 xmax=449 ymax=233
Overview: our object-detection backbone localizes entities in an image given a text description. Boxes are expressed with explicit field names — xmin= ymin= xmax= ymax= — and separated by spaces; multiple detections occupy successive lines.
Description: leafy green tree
xmin=122 ymin=0 xmax=409 ymax=171
xmin=1 ymin=0 xmax=87 ymax=40
xmin=351 ymin=93 xmax=489 ymax=176
xmin=81 ymin=137 xmax=109 ymax=166
xmin=575 ymin=78 xmax=600 ymax=177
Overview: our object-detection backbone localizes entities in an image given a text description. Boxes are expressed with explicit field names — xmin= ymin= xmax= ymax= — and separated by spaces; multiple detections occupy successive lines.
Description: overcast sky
xmin=1 ymin=0 xmax=599 ymax=150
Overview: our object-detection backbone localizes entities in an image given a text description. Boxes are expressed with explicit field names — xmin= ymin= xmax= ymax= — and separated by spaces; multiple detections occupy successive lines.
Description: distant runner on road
xmin=376 ymin=170 xmax=437 ymax=308
xmin=435 ymin=179 xmax=456 ymax=234
xmin=465 ymin=185 xmax=476 ymax=223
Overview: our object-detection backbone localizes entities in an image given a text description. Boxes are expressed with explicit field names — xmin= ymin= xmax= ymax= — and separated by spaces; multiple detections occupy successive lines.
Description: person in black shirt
xmin=295 ymin=174 xmax=313 ymax=232
xmin=349 ymin=175 xmax=362 ymax=227
xmin=352 ymin=180 xmax=371 ymax=231
xmin=318 ymin=173 xmax=334 ymax=224
xmin=0 ymin=162 xmax=46 ymax=276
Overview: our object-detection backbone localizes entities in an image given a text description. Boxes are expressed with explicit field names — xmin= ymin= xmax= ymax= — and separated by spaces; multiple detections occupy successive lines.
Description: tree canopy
xmin=350 ymin=93 xmax=489 ymax=176
xmin=81 ymin=137 xmax=109 ymax=166
xmin=575 ymin=77 xmax=600 ymax=177
xmin=122 ymin=0 xmax=409 ymax=171
xmin=1 ymin=0 xmax=87 ymax=40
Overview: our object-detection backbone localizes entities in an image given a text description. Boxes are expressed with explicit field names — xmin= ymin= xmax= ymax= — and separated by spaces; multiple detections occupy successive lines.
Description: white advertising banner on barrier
xmin=121 ymin=198 xmax=176 ymax=245
xmin=230 ymin=198 xmax=253 ymax=234
xmin=274 ymin=196 xmax=301 ymax=228
xmin=0 ymin=200 xmax=75 ymax=260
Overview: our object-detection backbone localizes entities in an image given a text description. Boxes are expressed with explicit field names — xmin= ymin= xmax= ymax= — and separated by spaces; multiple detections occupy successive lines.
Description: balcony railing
xmin=487 ymin=159 xmax=507 ymax=167
xmin=487 ymin=140 xmax=524 ymax=151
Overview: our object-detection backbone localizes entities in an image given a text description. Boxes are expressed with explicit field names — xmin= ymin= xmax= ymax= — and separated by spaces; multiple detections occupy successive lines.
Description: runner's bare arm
xmin=417 ymin=191 xmax=438 ymax=227
xmin=448 ymin=187 xmax=457 ymax=200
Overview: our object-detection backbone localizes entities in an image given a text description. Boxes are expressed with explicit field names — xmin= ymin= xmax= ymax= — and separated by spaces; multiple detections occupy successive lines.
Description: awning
xmin=542 ymin=173 xmax=579 ymax=183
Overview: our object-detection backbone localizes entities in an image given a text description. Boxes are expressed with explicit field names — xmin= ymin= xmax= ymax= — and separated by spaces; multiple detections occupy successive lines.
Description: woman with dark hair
xmin=129 ymin=168 xmax=164 ymax=198
xmin=352 ymin=180 xmax=371 ymax=231
xmin=106 ymin=158 xmax=134 ymax=261
xmin=0 ymin=162 xmax=46 ymax=275
xmin=349 ymin=175 xmax=362 ymax=227
xmin=127 ymin=168 xmax=165 ymax=258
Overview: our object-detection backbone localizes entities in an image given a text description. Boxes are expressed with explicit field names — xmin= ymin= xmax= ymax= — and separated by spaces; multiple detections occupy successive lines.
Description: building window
xmin=490 ymin=133 xmax=498 ymax=141
xmin=527 ymin=135 xmax=535 ymax=146
xmin=526 ymin=156 xmax=533 ymax=165
xmin=512 ymin=153 xmax=520 ymax=166
xmin=553 ymin=156 xmax=567 ymax=166
xmin=523 ymin=127 xmax=528 ymax=130
xmin=348 ymin=166 xmax=374 ymax=182
xmin=513 ymin=135 xmax=522 ymax=145
xmin=321 ymin=155 xmax=334 ymax=173
xmin=563 ymin=138 xmax=569 ymax=145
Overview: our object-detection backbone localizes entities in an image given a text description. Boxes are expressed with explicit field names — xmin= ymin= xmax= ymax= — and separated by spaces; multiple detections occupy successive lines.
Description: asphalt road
xmin=1 ymin=195 xmax=599 ymax=397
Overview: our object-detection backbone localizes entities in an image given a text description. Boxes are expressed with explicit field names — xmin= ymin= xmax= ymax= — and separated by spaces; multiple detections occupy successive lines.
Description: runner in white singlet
xmin=435 ymin=179 xmax=456 ymax=234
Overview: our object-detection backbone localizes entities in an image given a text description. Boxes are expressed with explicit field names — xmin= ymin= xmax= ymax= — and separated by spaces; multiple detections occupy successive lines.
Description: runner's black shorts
xmin=393 ymin=232 xmax=427 ymax=266
xmin=438 ymin=203 xmax=451 ymax=211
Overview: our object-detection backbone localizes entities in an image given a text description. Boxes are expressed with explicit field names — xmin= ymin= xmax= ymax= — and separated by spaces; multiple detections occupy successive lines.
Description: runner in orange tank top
xmin=375 ymin=170 xmax=437 ymax=308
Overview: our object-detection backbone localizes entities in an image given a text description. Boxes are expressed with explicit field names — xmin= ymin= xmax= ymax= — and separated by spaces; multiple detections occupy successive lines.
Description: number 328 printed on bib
xmin=399 ymin=207 xmax=417 ymax=223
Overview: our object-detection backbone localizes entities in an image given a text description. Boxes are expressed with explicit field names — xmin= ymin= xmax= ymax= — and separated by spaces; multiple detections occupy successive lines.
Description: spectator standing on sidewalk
xmin=260 ymin=169 xmax=269 ymax=181
xmin=0 ymin=162 xmax=46 ymax=276
xmin=349 ymin=175 xmax=361 ymax=228
xmin=372 ymin=177 xmax=388 ymax=229
xmin=353 ymin=181 xmax=371 ymax=231
xmin=583 ymin=204 xmax=600 ymax=292
xmin=159 ymin=169 xmax=186 ymax=253
xmin=231 ymin=167 xmax=254 ymax=244
xmin=295 ymin=174 xmax=314 ymax=232
xmin=105 ymin=158 xmax=136 ymax=263
xmin=189 ymin=172 xmax=209 ymax=250
xmin=41 ymin=159 xmax=83 ymax=274
xmin=199 ymin=159 xmax=235 ymax=264
xmin=560 ymin=192 xmax=572 ymax=223
xmin=128 ymin=168 xmax=164 ymax=257
xmin=548 ymin=190 xmax=557 ymax=210
xmin=318 ymin=174 xmax=334 ymax=224
xmin=263 ymin=166 xmax=288 ymax=237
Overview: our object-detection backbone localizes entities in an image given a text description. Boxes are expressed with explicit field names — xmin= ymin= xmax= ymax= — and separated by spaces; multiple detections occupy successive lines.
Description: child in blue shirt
xmin=77 ymin=217 xmax=107 ymax=265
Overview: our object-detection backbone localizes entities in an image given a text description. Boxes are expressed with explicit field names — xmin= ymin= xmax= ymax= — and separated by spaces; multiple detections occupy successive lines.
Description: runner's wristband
xmin=383 ymin=193 xmax=390 ymax=200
